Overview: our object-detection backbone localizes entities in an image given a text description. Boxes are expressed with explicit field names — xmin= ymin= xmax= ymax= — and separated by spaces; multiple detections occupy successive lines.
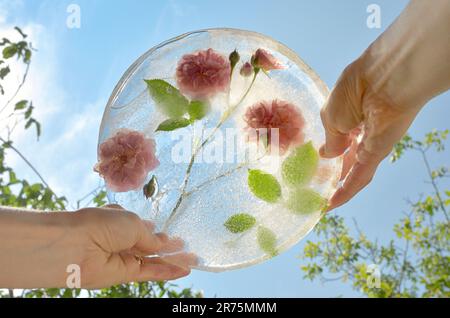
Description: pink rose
xmin=94 ymin=129 xmax=159 ymax=192
xmin=252 ymin=49 xmax=283 ymax=71
xmin=176 ymin=48 xmax=231 ymax=100
xmin=244 ymin=99 xmax=305 ymax=153
xmin=240 ymin=62 xmax=253 ymax=77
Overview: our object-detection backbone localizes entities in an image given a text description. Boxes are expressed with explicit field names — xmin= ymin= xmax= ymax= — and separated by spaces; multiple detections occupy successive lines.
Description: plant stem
xmin=199 ymin=70 xmax=258 ymax=150
xmin=162 ymin=72 xmax=259 ymax=232
xmin=419 ymin=148 xmax=449 ymax=222
xmin=0 ymin=137 xmax=54 ymax=193
xmin=0 ymin=63 xmax=30 ymax=115
xmin=76 ymin=184 xmax=104 ymax=209
xmin=184 ymin=163 xmax=248 ymax=198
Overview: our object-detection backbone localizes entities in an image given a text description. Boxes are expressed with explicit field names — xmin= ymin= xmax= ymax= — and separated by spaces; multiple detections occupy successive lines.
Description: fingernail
xmin=177 ymin=253 xmax=199 ymax=269
xmin=170 ymin=237 xmax=185 ymax=249
xmin=156 ymin=232 xmax=169 ymax=243
xmin=319 ymin=145 xmax=326 ymax=157
xmin=163 ymin=253 xmax=199 ymax=269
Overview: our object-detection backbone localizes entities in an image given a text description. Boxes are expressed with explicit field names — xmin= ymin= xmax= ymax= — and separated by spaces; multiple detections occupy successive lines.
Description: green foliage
xmin=282 ymin=141 xmax=319 ymax=187
xmin=187 ymin=100 xmax=209 ymax=121
xmin=145 ymin=79 xmax=189 ymax=118
xmin=147 ymin=80 xmax=209 ymax=132
xmin=286 ymin=188 xmax=327 ymax=214
xmin=0 ymin=144 xmax=66 ymax=210
xmin=92 ymin=190 xmax=107 ymax=207
xmin=248 ymin=169 xmax=282 ymax=203
xmin=156 ymin=118 xmax=191 ymax=132
xmin=224 ymin=213 xmax=256 ymax=233
xmin=391 ymin=129 xmax=448 ymax=163
xmin=23 ymin=282 xmax=202 ymax=299
xmin=300 ymin=131 xmax=450 ymax=298
xmin=0 ymin=26 xmax=201 ymax=299
xmin=257 ymin=226 xmax=278 ymax=257
xmin=0 ymin=28 xmax=39 ymax=138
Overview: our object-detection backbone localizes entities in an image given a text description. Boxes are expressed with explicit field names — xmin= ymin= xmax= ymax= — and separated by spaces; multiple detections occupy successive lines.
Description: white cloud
xmin=0 ymin=2 xmax=104 ymax=208
xmin=0 ymin=0 xmax=23 ymax=23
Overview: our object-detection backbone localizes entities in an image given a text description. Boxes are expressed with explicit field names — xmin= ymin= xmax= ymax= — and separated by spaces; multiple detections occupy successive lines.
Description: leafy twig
xmin=0 ymin=136 xmax=53 ymax=193
xmin=76 ymin=184 xmax=105 ymax=209
xmin=0 ymin=63 xmax=30 ymax=115
xmin=419 ymin=148 xmax=449 ymax=222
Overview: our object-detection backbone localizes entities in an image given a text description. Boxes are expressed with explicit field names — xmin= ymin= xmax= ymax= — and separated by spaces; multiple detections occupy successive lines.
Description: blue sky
xmin=1 ymin=0 xmax=449 ymax=297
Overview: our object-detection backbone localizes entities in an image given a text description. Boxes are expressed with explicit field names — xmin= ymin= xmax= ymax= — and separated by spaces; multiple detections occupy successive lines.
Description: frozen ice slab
xmin=97 ymin=29 xmax=342 ymax=272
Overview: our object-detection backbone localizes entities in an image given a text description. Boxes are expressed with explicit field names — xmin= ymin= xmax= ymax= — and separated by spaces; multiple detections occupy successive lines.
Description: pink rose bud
xmin=251 ymin=48 xmax=283 ymax=72
xmin=229 ymin=49 xmax=240 ymax=70
xmin=240 ymin=62 xmax=253 ymax=77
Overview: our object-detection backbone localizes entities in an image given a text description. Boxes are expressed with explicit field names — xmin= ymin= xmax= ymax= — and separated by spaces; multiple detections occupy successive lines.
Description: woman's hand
xmin=320 ymin=0 xmax=450 ymax=210
xmin=319 ymin=57 xmax=422 ymax=210
xmin=73 ymin=204 xmax=197 ymax=288
xmin=0 ymin=205 xmax=196 ymax=289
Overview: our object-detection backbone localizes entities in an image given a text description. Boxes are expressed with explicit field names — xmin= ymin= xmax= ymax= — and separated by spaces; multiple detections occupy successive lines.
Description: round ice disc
xmin=98 ymin=28 xmax=342 ymax=272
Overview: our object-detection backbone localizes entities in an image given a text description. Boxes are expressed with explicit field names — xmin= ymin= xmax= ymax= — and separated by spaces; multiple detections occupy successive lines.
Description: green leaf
xmin=224 ymin=213 xmax=256 ymax=233
xmin=24 ymin=104 xmax=33 ymax=119
xmin=3 ymin=45 xmax=17 ymax=59
xmin=282 ymin=141 xmax=319 ymax=187
xmin=25 ymin=118 xmax=41 ymax=139
xmin=93 ymin=191 xmax=107 ymax=207
xmin=257 ymin=226 xmax=278 ymax=257
xmin=145 ymin=79 xmax=189 ymax=118
xmin=155 ymin=118 xmax=191 ymax=132
xmin=0 ymin=66 xmax=10 ymax=79
xmin=248 ymin=169 xmax=281 ymax=203
xmin=286 ymin=188 xmax=327 ymax=214
xmin=14 ymin=100 xmax=27 ymax=110
xmin=24 ymin=49 xmax=32 ymax=63
xmin=188 ymin=100 xmax=209 ymax=121
xmin=14 ymin=26 xmax=28 ymax=39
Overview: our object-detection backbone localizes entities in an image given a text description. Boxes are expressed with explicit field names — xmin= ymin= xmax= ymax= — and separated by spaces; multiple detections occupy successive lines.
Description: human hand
xmin=72 ymin=205 xmax=197 ymax=289
xmin=320 ymin=0 xmax=450 ymax=210
xmin=0 ymin=205 xmax=196 ymax=289
xmin=319 ymin=57 xmax=422 ymax=210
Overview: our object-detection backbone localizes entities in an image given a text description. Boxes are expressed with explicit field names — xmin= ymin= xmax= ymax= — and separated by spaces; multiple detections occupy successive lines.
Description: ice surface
xmin=98 ymin=29 xmax=342 ymax=271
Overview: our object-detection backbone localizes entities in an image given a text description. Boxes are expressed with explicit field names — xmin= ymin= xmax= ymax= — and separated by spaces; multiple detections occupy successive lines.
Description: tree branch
xmin=419 ymin=148 xmax=449 ymax=222
xmin=0 ymin=62 xmax=30 ymax=115
xmin=0 ymin=137 xmax=54 ymax=194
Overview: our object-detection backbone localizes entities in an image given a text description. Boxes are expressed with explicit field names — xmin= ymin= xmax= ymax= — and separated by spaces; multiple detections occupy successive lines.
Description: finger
xmin=328 ymin=159 xmax=379 ymax=210
xmin=103 ymin=253 xmax=191 ymax=285
xmin=158 ymin=237 xmax=185 ymax=254
xmin=158 ymin=252 xmax=198 ymax=270
xmin=339 ymin=137 xmax=358 ymax=181
xmin=136 ymin=257 xmax=191 ymax=281
xmin=132 ymin=236 xmax=185 ymax=256
xmin=133 ymin=232 xmax=169 ymax=256
xmin=142 ymin=220 xmax=155 ymax=233
xmin=319 ymin=130 xmax=351 ymax=158
xmin=319 ymin=89 xmax=352 ymax=158
xmin=319 ymin=63 xmax=364 ymax=158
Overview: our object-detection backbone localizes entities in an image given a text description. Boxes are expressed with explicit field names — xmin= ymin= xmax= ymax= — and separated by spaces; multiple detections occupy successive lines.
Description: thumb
xmin=319 ymin=63 xmax=365 ymax=158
